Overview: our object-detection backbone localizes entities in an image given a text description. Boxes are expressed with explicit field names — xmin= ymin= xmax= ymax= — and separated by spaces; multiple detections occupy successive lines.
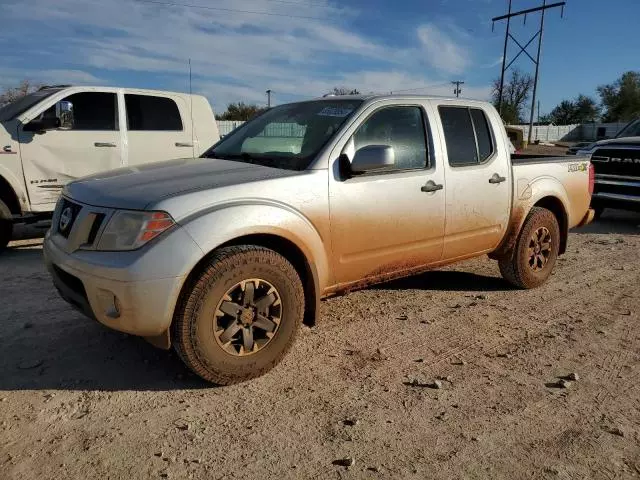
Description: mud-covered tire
xmin=499 ymin=207 xmax=560 ymax=289
xmin=172 ymin=245 xmax=304 ymax=385
xmin=0 ymin=199 xmax=13 ymax=251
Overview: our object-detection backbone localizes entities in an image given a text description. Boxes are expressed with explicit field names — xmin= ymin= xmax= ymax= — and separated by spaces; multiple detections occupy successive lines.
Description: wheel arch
xmin=490 ymin=193 xmax=569 ymax=259
xmin=177 ymin=232 xmax=321 ymax=329
xmin=0 ymin=174 xmax=22 ymax=216
xmin=533 ymin=196 xmax=568 ymax=255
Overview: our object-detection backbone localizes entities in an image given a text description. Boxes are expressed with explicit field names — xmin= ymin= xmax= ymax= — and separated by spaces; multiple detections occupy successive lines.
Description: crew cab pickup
xmin=43 ymin=95 xmax=595 ymax=384
xmin=576 ymin=117 xmax=640 ymax=216
xmin=0 ymin=85 xmax=219 ymax=249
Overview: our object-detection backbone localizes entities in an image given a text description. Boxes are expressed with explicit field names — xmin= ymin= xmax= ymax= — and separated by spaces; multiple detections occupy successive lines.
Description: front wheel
xmin=499 ymin=207 xmax=560 ymax=289
xmin=172 ymin=246 xmax=305 ymax=385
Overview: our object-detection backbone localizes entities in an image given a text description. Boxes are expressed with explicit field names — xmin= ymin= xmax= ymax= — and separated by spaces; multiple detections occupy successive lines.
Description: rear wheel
xmin=0 ymin=199 xmax=13 ymax=251
xmin=499 ymin=207 xmax=560 ymax=289
xmin=172 ymin=245 xmax=304 ymax=385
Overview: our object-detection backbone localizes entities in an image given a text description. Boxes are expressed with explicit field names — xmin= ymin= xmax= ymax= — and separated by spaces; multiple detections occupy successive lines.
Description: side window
xmin=352 ymin=106 xmax=428 ymax=171
xmin=470 ymin=108 xmax=494 ymax=162
xmin=439 ymin=106 xmax=496 ymax=166
xmin=37 ymin=92 xmax=118 ymax=131
xmin=125 ymin=94 xmax=183 ymax=131
xmin=439 ymin=106 xmax=478 ymax=166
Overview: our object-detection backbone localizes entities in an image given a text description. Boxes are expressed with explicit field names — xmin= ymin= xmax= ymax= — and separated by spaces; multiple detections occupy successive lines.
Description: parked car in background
xmin=0 ymin=85 xmax=219 ymax=249
xmin=566 ymin=141 xmax=594 ymax=155
xmin=44 ymin=95 xmax=594 ymax=384
xmin=576 ymin=117 xmax=640 ymax=217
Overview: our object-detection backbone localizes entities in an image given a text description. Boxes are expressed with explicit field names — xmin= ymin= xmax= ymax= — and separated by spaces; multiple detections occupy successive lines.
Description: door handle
xmin=175 ymin=142 xmax=193 ymax=147
xmin=489 ymin=173 xmax=507 ymax=184
xmin=94 ymin=142 xmax=116 ymax=148
xmin=421 ymin=180 xmax=444 ymax=193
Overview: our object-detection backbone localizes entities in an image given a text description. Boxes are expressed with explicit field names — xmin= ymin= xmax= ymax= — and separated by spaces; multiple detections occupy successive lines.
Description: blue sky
xmin=1 ymin=0 xmax=638 ymax=117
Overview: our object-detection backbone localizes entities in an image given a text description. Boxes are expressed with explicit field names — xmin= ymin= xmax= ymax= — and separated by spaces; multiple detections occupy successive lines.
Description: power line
xmin=133 ymin=0 xmax=328 ymax=21
xmin=491 ymin=0 xmax=566 ymax=145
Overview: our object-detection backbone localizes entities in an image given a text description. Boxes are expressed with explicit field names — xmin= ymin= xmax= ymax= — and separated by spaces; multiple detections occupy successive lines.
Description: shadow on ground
xmin=0 ymin=318 xmax=211 ymax=391
xmin=373 ymin=270 xmax=512 ymax=292
xmin=572 ymin=209 xmax=640 ymax=235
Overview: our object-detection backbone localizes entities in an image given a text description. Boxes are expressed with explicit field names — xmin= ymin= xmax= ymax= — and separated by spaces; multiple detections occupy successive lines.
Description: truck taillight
xmin=588 ymin=162 xmax=595 ymax=195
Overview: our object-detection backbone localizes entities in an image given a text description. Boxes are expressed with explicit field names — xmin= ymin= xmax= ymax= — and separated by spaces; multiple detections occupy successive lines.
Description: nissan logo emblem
xmin=59 ymin=207 xmax=73 ymax=232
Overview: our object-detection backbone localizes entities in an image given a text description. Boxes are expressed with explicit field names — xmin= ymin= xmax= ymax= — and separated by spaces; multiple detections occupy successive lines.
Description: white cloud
xmin=0 ymin=0 xmax=488 ymax=110
xmin=417 ymin=23 xmax=471 ymax=75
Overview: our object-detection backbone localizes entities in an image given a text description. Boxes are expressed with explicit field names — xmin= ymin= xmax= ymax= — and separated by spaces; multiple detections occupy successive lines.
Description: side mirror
xmin=56 ymin=100 xmax=74 ymax=130
xmin=350 ymin=145 xmax=395 ymax=174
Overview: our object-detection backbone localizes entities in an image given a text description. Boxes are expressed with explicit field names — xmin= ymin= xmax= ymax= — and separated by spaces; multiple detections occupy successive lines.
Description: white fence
xmin=509 ymin=122 xmax=627 ymax=143
xmin=217 ymin=120 xmax=245 ymax=136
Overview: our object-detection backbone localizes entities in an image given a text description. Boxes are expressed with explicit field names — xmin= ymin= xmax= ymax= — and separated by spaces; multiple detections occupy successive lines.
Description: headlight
xmin=96 ymin=210 xmax=175 ymax=251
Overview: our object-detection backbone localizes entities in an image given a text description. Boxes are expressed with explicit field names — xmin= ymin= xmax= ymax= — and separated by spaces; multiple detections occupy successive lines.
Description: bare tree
xmin=0 ymin=80 xmax=42 ymax=108
xmin=492 ymin=69 xmax=533 ymax=124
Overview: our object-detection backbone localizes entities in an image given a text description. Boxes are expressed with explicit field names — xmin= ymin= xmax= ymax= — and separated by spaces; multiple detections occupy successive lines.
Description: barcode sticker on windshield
xmin=318 ymin=107 xmax=354 ymax=117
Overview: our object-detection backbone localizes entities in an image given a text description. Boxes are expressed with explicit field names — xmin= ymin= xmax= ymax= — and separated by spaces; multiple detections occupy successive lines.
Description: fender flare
xmin=491 ymin=176 xmax=570 ymax=258
xmin=175 ymin=201 xmax=331 ymax=324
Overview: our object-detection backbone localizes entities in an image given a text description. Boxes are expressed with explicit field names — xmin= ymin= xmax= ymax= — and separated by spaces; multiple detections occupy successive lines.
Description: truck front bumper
xmin=43 ymin=226 xmax=203 ymax=346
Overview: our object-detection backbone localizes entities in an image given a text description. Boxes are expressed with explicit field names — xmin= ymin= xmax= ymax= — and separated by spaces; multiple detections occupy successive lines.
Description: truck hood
xmin=590 ymin=136 xmax=640 ymax=148
xmin=64 ymin=158 xmax=304 ymax=210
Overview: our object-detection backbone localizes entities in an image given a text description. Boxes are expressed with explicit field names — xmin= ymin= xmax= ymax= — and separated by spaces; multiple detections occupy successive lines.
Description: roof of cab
xmin=311 ymin=93 xmax=481 ymax=103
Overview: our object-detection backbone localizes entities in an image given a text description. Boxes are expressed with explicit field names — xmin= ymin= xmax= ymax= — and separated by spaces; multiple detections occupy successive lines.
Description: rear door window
xmin=470 ymin=108 xmax=494 ymax=162
xmin=125 ymin=94 xmax=183 ymax=131
xmin=439 ymin=106 xmax=495 ymax=166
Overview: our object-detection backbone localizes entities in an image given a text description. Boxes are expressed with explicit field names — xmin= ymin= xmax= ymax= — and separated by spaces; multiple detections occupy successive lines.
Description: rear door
xmin=123 ymin=93 xmax=194 ymax=165
xmin=18 ymin=91 xmax=122 ymax=206
xmin=435 ymin=103 xmax=511 ymax=260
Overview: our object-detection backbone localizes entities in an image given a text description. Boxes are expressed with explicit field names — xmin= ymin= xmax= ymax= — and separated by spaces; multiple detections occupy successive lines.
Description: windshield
xmin=0 ymin=88 xmax=63 ymax=122
xmin=204 ymin=100 xmax=363 ymax=170
xmin=615 ymin=118 xmax=640 ymax=138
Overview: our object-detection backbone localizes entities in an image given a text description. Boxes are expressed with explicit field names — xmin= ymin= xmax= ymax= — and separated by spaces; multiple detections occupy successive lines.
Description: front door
xmin=329 ymin=104 xmax=446 ymax=287
xmin=18 ymin=91 xmax=122 ymax=207
xmin=436 ymin=104 xmax=511 ymax=259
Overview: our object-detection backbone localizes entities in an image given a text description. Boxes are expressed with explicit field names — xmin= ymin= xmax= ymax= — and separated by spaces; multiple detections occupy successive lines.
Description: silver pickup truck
xmin=43 ymin=95 xmax=595 ymax=384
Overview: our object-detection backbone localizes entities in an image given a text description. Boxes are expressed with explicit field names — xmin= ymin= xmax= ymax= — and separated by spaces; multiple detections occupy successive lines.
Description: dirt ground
xmin=1 ymin=211 xmax=639 ymax=480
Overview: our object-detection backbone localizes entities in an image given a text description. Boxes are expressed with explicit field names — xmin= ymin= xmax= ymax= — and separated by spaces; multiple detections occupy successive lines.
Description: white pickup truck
xmin=0 ymin=85 xmax=219 ymax=249
xmin=44 ymin=95 xmax=595 ymax=384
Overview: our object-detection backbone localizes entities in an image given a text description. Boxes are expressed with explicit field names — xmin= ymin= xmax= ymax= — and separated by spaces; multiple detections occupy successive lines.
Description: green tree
xmin=548 ymin=95 xmax=600 ymax=125
xmin=573 ymin=95 xmax=600 ymax=122
xmin=549 ymin=100 xmax=577 ymax=124
xmin=597 ymin=71 xmax=640 ymax=122
xmin=0 ymin=80 xmax=42 ymax=108
xmin=216 ymin=102 xmax=267 ymax=121
xmin=492 ymin=69 xmax=533 ymax=124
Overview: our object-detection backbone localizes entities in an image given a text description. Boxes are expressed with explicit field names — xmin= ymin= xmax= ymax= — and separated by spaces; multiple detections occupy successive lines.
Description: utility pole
xmin=537 ymin=100 xmax=541 ymax=124
xmin=492 ymin=1 xmax=565 ymax=144
xmin=452 ymin=81 xmax=464 ymax=98
xmin=497 ymin=0 xmax=512 ymax=116
xmin=266 ymin=89 xmax=272 ymax=108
